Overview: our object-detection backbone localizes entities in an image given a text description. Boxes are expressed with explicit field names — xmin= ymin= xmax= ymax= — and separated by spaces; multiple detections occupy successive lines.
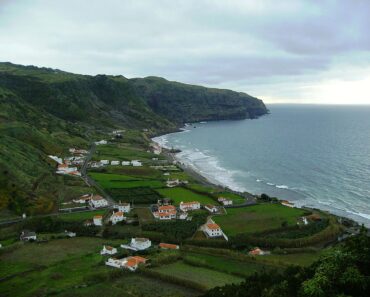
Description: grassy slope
xmin=214 ymin=204 xmax=307 ymax=236
xmin=152 ymin=261 xmax=244 ymax=289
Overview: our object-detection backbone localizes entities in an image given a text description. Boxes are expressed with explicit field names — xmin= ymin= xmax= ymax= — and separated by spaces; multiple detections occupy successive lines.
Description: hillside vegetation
xmin=0 ymin=62 xmax=267 ymax=215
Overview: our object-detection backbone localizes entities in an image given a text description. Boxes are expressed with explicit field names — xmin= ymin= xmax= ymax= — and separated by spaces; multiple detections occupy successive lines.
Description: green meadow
xmin=152 ymin=261 xmax=244 ymax=289
xmin=214 ymin=204 xmax=307 ymax=236
xmin=156 ymin=187 xmax=217 ymax=205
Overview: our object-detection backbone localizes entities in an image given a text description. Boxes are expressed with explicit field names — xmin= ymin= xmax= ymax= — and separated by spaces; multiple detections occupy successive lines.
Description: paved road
xmin=80 ymin=142 xmax=115 ymax=206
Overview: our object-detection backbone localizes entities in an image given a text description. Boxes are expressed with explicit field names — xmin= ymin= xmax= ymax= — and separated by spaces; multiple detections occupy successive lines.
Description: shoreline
xmin=152 ymin=128 xmax=365 ymax=229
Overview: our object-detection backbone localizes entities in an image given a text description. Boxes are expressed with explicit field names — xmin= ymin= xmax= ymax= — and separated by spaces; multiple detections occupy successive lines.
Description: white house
xmin=89 ymin=195 xmax=108 ymax=208
xmin=105 ymin=256 xmax=147 ymax=271
xmin=114 ymin=201 xmax=131 ymax=213
xmin=179 ymin=201 xmax=201 ymax=212
xmin=65 ymin=230 xmax=76 ymax=238
xmin=100 ymin=160 xmax=109 ymax=165
xmin=122 ymin=161 xmax=130 ymax=166
xmin=204 ymin=223 xmax=223 ymax=238
xmin=281 ymin=200 xmax=295 ymax=208
xmin=20 ymin=230 xmax=37 ymax=241
xmin=178 ymin=212 xmax=188 ymax=220
xmin=73 ymin=193 xmax=92 ymax=204
xmin=110 ymin=211 xmax=126 ymax=225
xmin=111 ymin=160 xmax=120 ymax=166
xmin=131 ymin=160 xmax=142 ymax=167
xmin=122 ymin=238 xmax=151 ymax=251
xmin=95 ymin=140 xmax=107 ymax=145
xmin=93 ymin=215 xmax=103 ymax=226
xmin=166 ymin=179 xmax=180 ymax=187
xmin=56 ymin=164 xmax=79 ymax=175
xmin=157 ymin=205 xmax=177 ymax=220
xmin=48 ymin=155 xmax=63 ymax=164
xmin=205 ymin=205 xmax=218 ymax=213
xmin=218 ymin=197 xmax=233 ymax=206
xmin=101 ymin=245 xmax=117 ymax=255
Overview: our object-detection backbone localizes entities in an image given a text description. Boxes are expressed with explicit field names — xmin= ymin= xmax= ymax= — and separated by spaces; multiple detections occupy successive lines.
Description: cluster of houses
xmin=90 ymin=159 xmax=143 ymax=169
xmin=49 ymin=147 xmax=89 ymax=177
xmin=85 ymin=201 xmax=131 ymax=227
xmin=151 ymin=199 xmax=225 ymax=222
xmin=102 ymin=238 xmax=179 ymax=272
xmin=72 ymin=193 xmax=110 ymax=209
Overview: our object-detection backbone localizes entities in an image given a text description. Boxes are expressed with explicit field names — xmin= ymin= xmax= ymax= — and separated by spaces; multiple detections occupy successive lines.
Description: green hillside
xmin=0 ymin=62 xmax=267 ymax=215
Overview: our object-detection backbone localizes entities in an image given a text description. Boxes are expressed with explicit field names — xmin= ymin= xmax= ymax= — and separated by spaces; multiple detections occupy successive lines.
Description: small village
xmin=0 ymin=128 xmax=360 ymax=296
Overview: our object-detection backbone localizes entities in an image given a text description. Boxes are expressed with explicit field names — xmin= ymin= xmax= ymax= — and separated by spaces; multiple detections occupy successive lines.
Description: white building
xmin=122 ymin=238 xmax=151 ymax=251
xmin=100 ymin=160 xmax=109 ymax=165
xmin=179 ymin=201 xmax=201 ymax=212
xmin=114 ymin=202 xmax=131 ymax=213
xmin=178 ymin=212 xmax=188 ymax=220
xmin=110 ymin=211 xmax=126 ymax=225
xmin=48 ymin=155 xmax=63 ymax=164
xmin=204 ymin=223 xmax=223 ymax=238
xmin=89 ymin=195 xmax=108 ymax=208
xmin=20 ymin=230 xmax=37 ymax=241
xmin=131 ymin=160 xmax=142 ymax=167
xmin=73 ymin=193 xmax=92 ymax=204
xmin=65 ymin=230 xmax=76 ymax=238
xmin=111 ymin=160 xmax=120 ymax=166
xmin=95 ymin=140 xmax=107 ymax=145
xmin=166 ymin=179 xmax=180 ymax=188
xmin=101 ymin=245 xmax=117 ymax=255
xmin=281 ymin=200 xmax=295 ymax=208
xmin=122 ymin=161 xmax=130 ymax=166
xmin=155 ymin=205 xmax=177 ymax=220
xmin=105 ymin=256 xmax=147 ymax=271
xmin=205 ymin=205 xmax=218 ymax=213
xmin=218 ymin=197 xmax=233 ymax=206
xmin=93 ymin=215 xmax=103 ymax=226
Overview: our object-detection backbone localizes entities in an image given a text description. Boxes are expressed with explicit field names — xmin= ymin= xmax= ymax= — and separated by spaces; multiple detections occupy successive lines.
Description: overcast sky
xmin=1 ymin=0 xmax=369 ymax=104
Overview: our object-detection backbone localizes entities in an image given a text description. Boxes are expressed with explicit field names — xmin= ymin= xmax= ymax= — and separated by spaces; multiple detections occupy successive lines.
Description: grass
xmin=56 ymin=275 xmax=199 ymax=297
xmin=93 ymin=144 xmax=157 ymax=162
xmin=0 ymin=236 xmax=197 ymax=297
xmin=156 ymin=187 xmax=217 ymax=206
xmin=135 ymin=208 xmax=155 ymax=224
xmin=152 ymin=261 xmax=244 ymax=289
xmin=89 ymin=172 xmax=164 ymax=189
xmin=58 ymin=210 xmax=107 ymax=222
xmin=214 ymin=203 xmax=307 ymax=236
xmin=257 ymin=251 xmax=324 ymax=267
xmin=184 ymin=252 xmax=272 ymax=277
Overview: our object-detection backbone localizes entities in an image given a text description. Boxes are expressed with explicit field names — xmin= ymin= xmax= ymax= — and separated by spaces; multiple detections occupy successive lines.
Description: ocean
xmin=153 ymin=104 xmax=370 ymax=227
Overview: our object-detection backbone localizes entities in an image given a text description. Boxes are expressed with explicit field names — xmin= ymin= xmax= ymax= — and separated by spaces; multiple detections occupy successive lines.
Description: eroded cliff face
xmin=129 ymin=76 xmax=268 ymax=123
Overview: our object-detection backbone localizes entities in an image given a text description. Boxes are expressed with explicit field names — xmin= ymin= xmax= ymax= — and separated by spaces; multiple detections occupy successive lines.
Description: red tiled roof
xmin=159 ymin=205 xmax=176 ymax=211
xmin=206 ymin=223 xmax=220 ymax=230
xmin=159 ymin=243 xmax=179 ymax=249
xmin=158 ymin=210 xmax=176 ymax=217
